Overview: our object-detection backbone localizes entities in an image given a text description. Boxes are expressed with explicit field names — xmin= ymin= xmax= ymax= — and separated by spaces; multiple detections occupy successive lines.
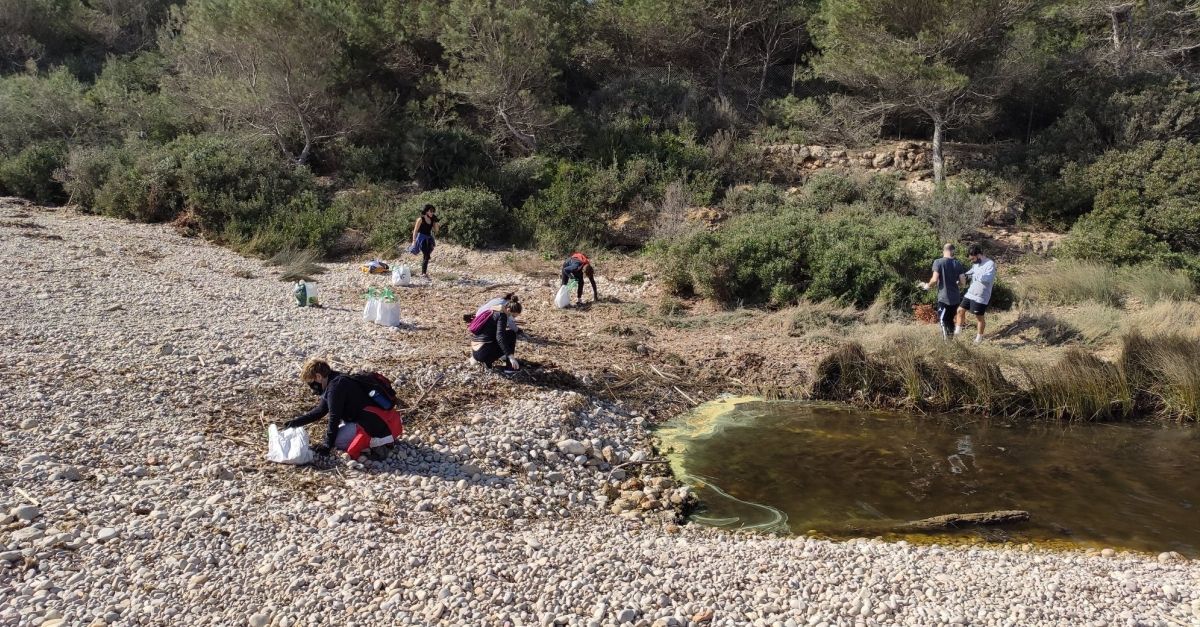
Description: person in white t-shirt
xmin=955 ymin=244 xmax=997 ymax=344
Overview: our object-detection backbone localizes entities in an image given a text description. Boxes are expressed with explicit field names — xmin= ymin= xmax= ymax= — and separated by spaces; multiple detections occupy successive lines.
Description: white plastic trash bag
xmin=362 ymin=297 xmax=380 ymax=322
xmin=553 ymin=284 xmax=571 ymax=309
xmin=391 ymin=265 xmax=411 ymax=287
xmin=376 ymin=301 xmax=401 ymax=327
xmin=266 ymin=424 xmax=313 ymax=465
xmin=301 ymin=281 xmax=318 ymax=306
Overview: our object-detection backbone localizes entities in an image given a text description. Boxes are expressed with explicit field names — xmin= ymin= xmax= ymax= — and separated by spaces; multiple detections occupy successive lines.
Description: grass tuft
xmin=1015 ymin=261 xmax=1122 ymax=307
xmin=268 ymin=248 xmax=327 ymax=282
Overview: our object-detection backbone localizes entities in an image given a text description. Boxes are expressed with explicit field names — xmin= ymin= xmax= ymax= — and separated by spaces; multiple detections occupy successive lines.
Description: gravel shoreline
xmin=2 ymin=206 xmax=1199 ymax=627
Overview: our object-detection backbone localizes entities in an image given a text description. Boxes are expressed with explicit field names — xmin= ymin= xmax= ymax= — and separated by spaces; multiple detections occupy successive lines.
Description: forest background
xmin=2 ymin=0 xmax=1199 ymax=310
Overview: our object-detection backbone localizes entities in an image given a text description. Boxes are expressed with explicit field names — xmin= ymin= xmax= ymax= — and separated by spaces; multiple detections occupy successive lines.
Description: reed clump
xmin=810 ymin=333 xmax=1198 ymax=422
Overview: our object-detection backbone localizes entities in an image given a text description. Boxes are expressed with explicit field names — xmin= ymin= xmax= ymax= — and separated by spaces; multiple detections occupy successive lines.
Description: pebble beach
xmin=2 ymin=206 xmax=1199 ymax=627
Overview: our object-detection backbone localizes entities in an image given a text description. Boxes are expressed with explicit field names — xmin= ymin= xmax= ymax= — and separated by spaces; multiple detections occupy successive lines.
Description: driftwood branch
xmin=893 ymin=510 xmax=1030 ymax=533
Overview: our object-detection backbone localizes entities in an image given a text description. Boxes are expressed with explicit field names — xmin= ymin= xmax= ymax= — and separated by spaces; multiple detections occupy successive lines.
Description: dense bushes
xmin=370 ymin=188 xmax=508 ymax=251
xmin=58 ymin=136 xmax=330 ymax=255
xmin=1059 ymin=139 xmax=1200 ymax=278
xmin=0 ymin=141 xmax=67 ymax=203
xmin=518 ymin=158 xmax=714 ymax=253
xmin=248 ymin=192 xmax=346 ymax=258
xmin=660 ymin=191 xmax=936 ymax=308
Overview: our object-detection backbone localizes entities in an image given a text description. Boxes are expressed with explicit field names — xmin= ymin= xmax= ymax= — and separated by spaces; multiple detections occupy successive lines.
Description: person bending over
xmin=284 ymin=359 xmax=403 ymax=458
xmin=465 ymin=292 xmax=522 ymax=335
xmin=560 ymin=252 xmax=598 ymax=306
xmin=470 ymin=300 xmax=522 ymax=371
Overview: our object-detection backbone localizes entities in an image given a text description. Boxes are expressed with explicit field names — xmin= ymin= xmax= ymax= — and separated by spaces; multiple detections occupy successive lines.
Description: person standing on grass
xmin=956 ymin=244 xmax=997 ymax=344
xmin=409 ymin=204 xmax=440 ymax=278
xmin=921 ymin=243 xmax=967 ymax=340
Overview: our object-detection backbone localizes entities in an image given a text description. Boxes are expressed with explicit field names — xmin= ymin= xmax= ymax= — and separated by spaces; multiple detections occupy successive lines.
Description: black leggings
xmin=561 ymin=269 xmax=584 ymax=297
xmin=472 ymin=330 xmax=518 ymax=366
xmin=420 ymin=238 xmax=434 ymax=274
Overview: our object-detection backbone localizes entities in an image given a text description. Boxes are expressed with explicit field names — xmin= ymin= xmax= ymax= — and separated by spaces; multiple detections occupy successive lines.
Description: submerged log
xmin=894 ymin=510 xmax=1031 ymax=533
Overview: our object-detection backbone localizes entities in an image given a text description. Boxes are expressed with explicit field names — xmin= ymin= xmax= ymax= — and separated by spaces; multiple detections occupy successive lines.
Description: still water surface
xmin=657 ymin=398 xmax=1200 ymax=555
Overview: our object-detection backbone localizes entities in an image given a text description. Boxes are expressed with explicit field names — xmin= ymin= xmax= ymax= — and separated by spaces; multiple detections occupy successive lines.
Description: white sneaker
xmin=973 ymin=334 xmax=983 ymax=344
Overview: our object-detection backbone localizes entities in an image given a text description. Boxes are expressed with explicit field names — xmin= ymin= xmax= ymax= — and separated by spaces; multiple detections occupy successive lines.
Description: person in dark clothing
xmin=921 ymin=243 xmax=967 ymax=340
xmin=560 ymin=252 xmax=598 ymax=305
xmin=283 ymin=359 xmax=403 ymax=457
xmin=470 ymin=300 xmax=523 ymax=371
xmin=463 ymin=293 xmax=522 ymax=335
xmin=410 ymin=204 xmax=440 ymax=277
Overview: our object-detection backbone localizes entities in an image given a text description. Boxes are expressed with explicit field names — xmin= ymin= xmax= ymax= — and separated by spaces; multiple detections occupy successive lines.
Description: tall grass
xmin=1016 ymin=261 xmax=1122 ymax=306
xmin=1023 ymin=349 xmax=1132 ymax=421
xmin=810 ymin=333 xmax=1198 ymax=423
xmin=789 ymin=299 xmax=862 ymax=336
xmin=1014 ymin=260 xmax=1196 ymax=307
xmin=1121 ymin=333 xmax=1200 ymax=423
xmin=1124 ymin=301 xmax=1200 ymax=339
xmin=1120 ymin=266 xmax=1196 ymax=305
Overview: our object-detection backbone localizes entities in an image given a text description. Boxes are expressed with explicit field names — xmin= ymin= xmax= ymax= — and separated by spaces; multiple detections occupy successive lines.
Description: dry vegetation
xmin=800 ymin=261 xmax=1200 ymax=423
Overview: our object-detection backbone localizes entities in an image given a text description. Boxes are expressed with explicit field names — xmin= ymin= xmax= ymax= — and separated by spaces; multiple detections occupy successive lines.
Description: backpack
xmin=467 ymin=310 xmax=493 ymax=335
xmin=348 ymin=372 xmax=399 ymax=408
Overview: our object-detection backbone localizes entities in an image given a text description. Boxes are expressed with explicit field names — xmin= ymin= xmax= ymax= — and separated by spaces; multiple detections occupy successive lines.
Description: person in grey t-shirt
xmin=921 ymin=243 xmax=967 ymax=340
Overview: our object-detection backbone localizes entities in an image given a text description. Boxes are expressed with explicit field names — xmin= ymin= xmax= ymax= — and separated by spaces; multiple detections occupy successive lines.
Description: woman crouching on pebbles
xmin=469 ymin=300 xmax=522 ymax=373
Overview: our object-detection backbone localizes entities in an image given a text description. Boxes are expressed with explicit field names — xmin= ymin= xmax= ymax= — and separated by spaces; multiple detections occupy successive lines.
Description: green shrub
xmin=93 ymin=149 xmax=181 ymax=222
xmin=916 ymin=183 xmax=986 ymax=244
xmin=1060 ymin=205 xmax=1174 ymax=266
xmin=89 ymin=52 xmax=189 ymax=143
xmin=0 ymin=141 xmax=67 ymax=203
xmin=721 ymin=183 xmax=795 ymax=214
xmin=170 ymin=135 xmax=318 ymax=245
xmin=804 ymin=171 xmax=859 ymax=211
xmin=860 ymin=172 xmax=911 ymax=214
xmin=332 ymin=184 xmax=403 ymax=233
xmin=662 ymin=200 xmax=936 ymax=308
xmin=806 ymin=207 xmax=937 ymax=307
xmin=61 ymin=144 xmax=124 ymax=208
xmin=370 ymin=188 xmax=507 ymax=251
xmin=0 ymin=68 xmax=95 ymax=156
xmin=248 ymin=191 xmax=345 ymax=257
xmin=330 ymin=138 xmax=406 ymax=185
xmin=492 ymin=156 xmax=553 ymax=208
xmin=402 ymin=125 xmax=493 ymax=190
xmin=519 ymin=160 xmax=649 ymax=252
xmin=660 ymin=205 xmax=815 ymax=305
xmin=1056 ymin=138 xmax=1200 ymax=266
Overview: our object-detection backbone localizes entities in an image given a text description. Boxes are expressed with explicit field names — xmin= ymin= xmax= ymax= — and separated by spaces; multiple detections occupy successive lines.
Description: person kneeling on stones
xmin=469 ymin=300 xmax=522 ymax=372
xmin=284 ymin=359 xmax=403 ymax=458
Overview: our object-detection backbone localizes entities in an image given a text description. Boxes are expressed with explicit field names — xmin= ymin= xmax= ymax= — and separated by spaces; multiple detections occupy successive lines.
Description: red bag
xmin=467 ymin=310 xmax=492 ymax=335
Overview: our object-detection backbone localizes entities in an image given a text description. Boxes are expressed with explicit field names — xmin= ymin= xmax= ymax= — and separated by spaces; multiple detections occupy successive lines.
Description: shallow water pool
xmin=656 ymin=398 xmax=1200 ymax=556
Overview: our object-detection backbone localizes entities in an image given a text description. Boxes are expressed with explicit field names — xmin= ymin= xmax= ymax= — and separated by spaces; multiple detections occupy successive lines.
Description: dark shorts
xmin=959 ymin=297 xmax=988 ymax=315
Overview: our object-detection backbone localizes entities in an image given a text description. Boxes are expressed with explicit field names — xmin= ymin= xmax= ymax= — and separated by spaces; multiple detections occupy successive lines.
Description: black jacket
xmin=291 ymin=372 xmax=391 ymax=448
xmin=472 ymin=312 xmax=516 ymax=358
